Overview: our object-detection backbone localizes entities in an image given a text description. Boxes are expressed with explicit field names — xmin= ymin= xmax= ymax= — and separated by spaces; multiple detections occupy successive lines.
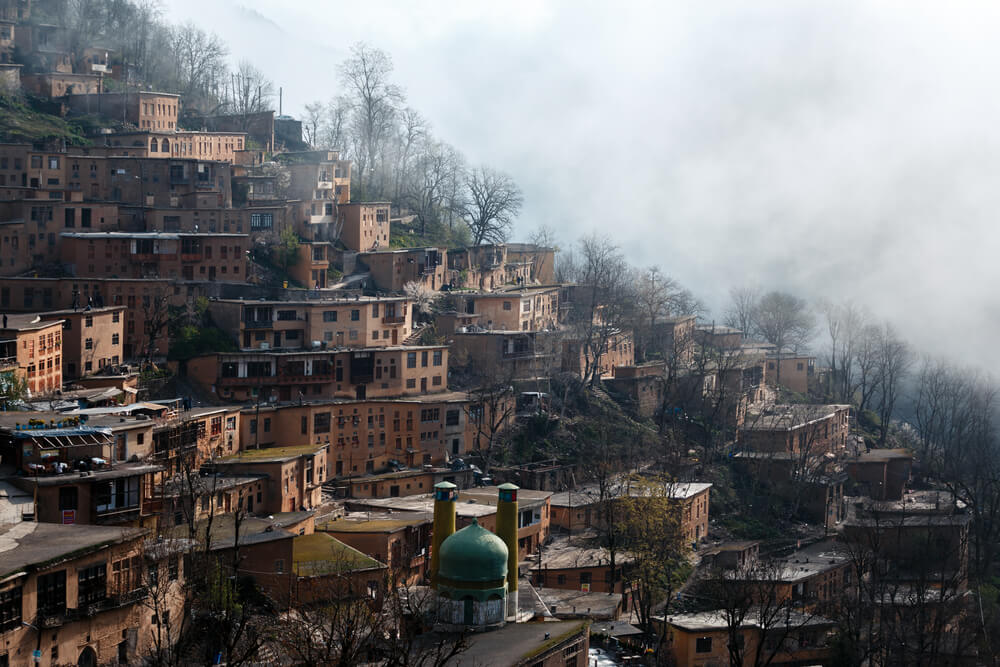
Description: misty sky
xmin=163 ymin=0 xmax=1000 ymax=370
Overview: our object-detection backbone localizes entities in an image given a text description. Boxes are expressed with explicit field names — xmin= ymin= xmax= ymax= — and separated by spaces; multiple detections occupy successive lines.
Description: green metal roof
xmin=438 ymin=518 xmax=508 ymax=583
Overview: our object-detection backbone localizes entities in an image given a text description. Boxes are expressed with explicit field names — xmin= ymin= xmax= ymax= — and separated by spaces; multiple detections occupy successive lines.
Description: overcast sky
xmin=163 ymin=0 xmax=1000 ymax=370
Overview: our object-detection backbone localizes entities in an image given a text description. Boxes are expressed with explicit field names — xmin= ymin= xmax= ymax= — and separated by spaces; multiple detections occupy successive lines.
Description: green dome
xmin=438 ymin=519 xmax=509 ymax=583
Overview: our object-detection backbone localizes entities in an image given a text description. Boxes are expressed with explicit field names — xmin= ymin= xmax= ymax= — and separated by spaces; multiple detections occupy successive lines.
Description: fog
xmin=163 ymin=0 xmax=1000 ymax=369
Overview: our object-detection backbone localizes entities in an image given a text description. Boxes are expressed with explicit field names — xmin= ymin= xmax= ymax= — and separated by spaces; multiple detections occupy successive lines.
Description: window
xmin=433 ymin=350 xmax=443 ymax=366
xmin=446 ymin=410 xmax=460 ymax=426
xmin=406 ymin=378 xmax=416 ymax=389
xmin=421 ymin=408 xmax=440 ymax=422
xmin=323 ymin=310 xmax=338 ymax=322
xmin=111 ymin=333 xmax=119 ymax=345
xmin=432 ymin=376 xmax=442 ymax=386
xmin=112 ymin=556 xmax=142 ymax=594
xmin=351 ymin=309 xmax=360 ymax=321
xmin=85 ymin=316 xmax=93 ymax=327
xmin=274 ymin=559 xmax=284 ymax=574
xmin=0 ymin=586 xmax=22 ymax=632
xmin=210 ymin=416 xmax=222 ymax=435
xmin=37 ymin=570 xmax=66 ymax=615
xmin=168 ymin=556 xmax=178 ymax=581
xmin=95 ymin=477 xmax=140 ymax=513
xmin=301 ymin=416 xmax=308 ymax=434
xmin=314 ymin=412 xmax=331 ymax=433
xmin=263 ymin=418 xmax=271 ymax=432
xmin=58 ymin=486 xmax=78 ymax=511
xmin=250 ymin=213 xmax=273 ymax=229
xmin=503 ymin=301 xmax=512 ymax=311
xmin=85 ymin=338 xmax=93 ymax=350
xmin=77 ymin=564 xmax=107 ymax=605
xmin=407 ymin=352 xmax=416 ymax=368
xmin=695 ymin=637 xmax=713 ymax=653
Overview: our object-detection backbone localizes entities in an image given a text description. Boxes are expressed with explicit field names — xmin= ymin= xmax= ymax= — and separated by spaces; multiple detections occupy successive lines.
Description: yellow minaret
xmin=430 ymin=481 xmax=458 ymax=587
xmin=497 ymin=482 xmax=519 ymax=620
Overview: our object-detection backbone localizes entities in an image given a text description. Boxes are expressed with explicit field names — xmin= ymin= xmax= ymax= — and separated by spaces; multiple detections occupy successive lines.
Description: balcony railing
xmin=382 ymin=315 xmax=406 ymax=324
xmin=244 ymin=320 xmax=273 ymax=329
xmin=217 ymin=375 xmax=271 ymax=386
xmin=276 ymin=373 xmax=332 ymax=384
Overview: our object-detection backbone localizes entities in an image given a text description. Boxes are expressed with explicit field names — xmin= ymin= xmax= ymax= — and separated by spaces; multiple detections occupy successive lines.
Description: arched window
xmin=150 ymin=138 xmax=158 ymax=153
xmin=161 ymin=138 xmax=170 ymax=152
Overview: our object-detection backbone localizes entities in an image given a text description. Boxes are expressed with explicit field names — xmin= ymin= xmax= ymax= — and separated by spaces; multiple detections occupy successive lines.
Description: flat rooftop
xmin=743 ymin=404 xmax=851 ymax=431
xmin=242 ymin=391 xmax=473 ymax=413
xmin=771 ymin=539 xmax=850 ymax=582
xmin=0 ymin=522 xmax=146 ymax=578
xmin=218 ymin=444 xmax=326 ymax=464
xmin=528 ymin=531 xmax=634 ymax=570
xmin=346 ymin=494 xmax=495 ymax=518
xmin=535 ymin=587 xmax=622 ymax=619
xmin=0 ymin=314 xmax=63 ymax=332
xmin=215 ymin=295 xmax=409 ymax=306
xmin=453 ymin=619 xmax=589 ymax=666
xmin=319 ymin=511 xmax=433 ymax=534
xmin=170 ymin=511 xmax=313 ymax=550
xmin=292 ymin=532 xmax=383 ymax=576
xmin=549 ymin=480 xmax=712 ymax=507
xmin=61 ymin=232 xmax=247 ymax=239
xmin=664 ymin=609 xmax=834 ymax=632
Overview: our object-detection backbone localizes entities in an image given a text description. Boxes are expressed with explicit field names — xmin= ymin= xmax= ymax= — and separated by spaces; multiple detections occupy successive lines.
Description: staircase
xmin=402 ymin=324 xmax=427 ymax=345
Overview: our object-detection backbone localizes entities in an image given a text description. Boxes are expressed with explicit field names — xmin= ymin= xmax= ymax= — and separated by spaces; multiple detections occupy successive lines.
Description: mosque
xmin=430 ymin=481 xmax=520 ymax=629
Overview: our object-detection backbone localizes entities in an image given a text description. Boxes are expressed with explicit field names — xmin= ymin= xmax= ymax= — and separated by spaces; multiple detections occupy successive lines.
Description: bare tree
xmin=852 ymin=323 xmax=882 ymax=416
xmin=464 ymin=372 xmax=515 ymax=472
xmin=724 ymin=286 xmax=760 ymax=338
xmin=820 ymin=299 xmax=867 ymax=403
xmin=323 ymin=95 xmax=352 ymax=151
xmin=169 ymin=23 xmax=228 ymax=111
xmin=390 ymin=107 xmax=429 ymax=204
xmin=753 ymin=291 xmax=815 ymax=386
xmin=458 ymin=166 xmax=523 ymax=246
xmin=339 ymin=43 xmax=403 ymax=201
xmin=707 ymin=558 xmax=824 ymax=667
xmin=404 ymin=140 xmax=465 ymax=238
xmin=569 ymin=235 xmax=635 ymax=386
xmin=225 ymin=60 xmax=275 ymax=130
xmin=302 ymin=100 xmax=325 ymax=147
xmin=873 ymin=323 xmax=911 ymax=446
xmin=632 ymin=266 xmax=687 ymax=362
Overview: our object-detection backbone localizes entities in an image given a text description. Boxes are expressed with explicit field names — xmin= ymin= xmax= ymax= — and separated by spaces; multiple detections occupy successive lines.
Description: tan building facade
xmin=188 ymin=345 xmax=450 ymax=403
xmin=37 ymin=305 xmax=125 ymax=378
xmin=0 ymin=313 xmax=63 ymax=394
xmin=60 ymin=232 xmax=248 ymax=282
xmin=209 ymin=296 xmax=414 ymax=351
xmin=338 ymin=202 xmax=390 ymax=252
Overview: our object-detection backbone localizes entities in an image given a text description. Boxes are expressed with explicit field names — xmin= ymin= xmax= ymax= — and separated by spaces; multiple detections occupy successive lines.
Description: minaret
xmin=430 ymin=481 xmax=458 ymax=587
xmin=497 ymin=482 xmax=519 ymax=620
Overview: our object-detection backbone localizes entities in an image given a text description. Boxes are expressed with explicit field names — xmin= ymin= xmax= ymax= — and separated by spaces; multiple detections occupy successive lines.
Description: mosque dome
xmin=438 ymin=518 xmax=509 ymax=583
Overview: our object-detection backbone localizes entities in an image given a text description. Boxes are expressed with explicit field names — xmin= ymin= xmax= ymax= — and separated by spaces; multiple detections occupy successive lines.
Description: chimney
xmin=497 ymin=483 xmax=519 ymax=620
xmin=430 ymin=481 xmax=457 ymax=588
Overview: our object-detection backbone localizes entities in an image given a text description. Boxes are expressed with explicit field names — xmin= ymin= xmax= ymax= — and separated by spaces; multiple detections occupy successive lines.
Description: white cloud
xmin=162 ymin=0 xmax=1000 ymax=370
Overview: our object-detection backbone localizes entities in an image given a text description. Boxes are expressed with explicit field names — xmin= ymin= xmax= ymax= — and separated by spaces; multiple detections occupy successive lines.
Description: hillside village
xmin=0 ymin=1 xmax=994 ymax=666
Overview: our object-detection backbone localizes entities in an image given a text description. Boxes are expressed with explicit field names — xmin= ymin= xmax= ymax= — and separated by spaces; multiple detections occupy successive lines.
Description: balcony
xmin=244 ymin=320 xmax=273 ymax=329
xmin=217 ymin=375 xmax=272 ymax=386
xmin=276 ymin=372 xmax=332 ymax=384
xmin=309 ymin=214 xmax=335 ymax=224
xmin=317 ymin=180 xmax=333 ymax=189
xmin=382 ymin=315 xmax=406 ymax=325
